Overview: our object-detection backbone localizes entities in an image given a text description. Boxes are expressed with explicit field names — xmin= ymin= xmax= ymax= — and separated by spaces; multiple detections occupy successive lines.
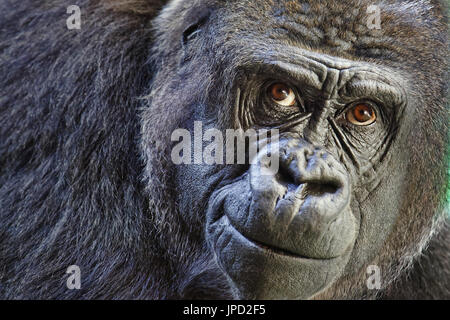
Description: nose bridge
xmin=280 ymin=138 xmax=347 ymax=190
xmin=303 ymin=108 xmax=331 ymax=146
xmin=303 ymin=67 xmax=340 ymax=145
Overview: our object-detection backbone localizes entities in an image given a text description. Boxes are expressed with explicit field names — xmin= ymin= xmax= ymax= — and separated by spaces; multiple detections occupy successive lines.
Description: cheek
xmin=175 ymin=164 xmax=241 ymax=226
xmin=343 ymin=128 xmax=389 ymax=166
xmin=344 ymin=155 xmax=408 ymax=271
xmin=175 ymin=165 xmax=214 ymax=223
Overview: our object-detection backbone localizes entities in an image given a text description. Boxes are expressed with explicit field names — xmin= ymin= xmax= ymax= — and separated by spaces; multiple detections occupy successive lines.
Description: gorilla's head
xmin=141 ymin=0 xmax=449 ymax=299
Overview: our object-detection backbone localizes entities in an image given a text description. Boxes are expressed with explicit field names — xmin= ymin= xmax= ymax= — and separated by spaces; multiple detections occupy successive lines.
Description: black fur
xmin=0 ymin=0 xmax=173 ymax=299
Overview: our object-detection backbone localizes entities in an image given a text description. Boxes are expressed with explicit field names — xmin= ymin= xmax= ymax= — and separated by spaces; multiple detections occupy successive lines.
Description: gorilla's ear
xmin=181 ymin=7 xmax=211 ymax=46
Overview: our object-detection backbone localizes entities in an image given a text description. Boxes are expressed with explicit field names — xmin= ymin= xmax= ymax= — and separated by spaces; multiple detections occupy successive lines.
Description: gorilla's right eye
xmin=267 ymin=83 xmax=297 ymax=107
xmin=345 ymin=102 xmax=377 ymax=126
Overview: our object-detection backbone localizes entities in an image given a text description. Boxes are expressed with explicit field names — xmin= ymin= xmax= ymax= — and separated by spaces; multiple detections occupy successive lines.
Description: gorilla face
xmin=201 ymin=54 xmax=407 ymax=299
xmin=144 ymin=0 xmax=448 ymax=299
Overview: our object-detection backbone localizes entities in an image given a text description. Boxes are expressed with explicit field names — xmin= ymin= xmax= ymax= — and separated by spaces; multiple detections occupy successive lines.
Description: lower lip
xmin=214 ymin=215 xmax=336 ymax=261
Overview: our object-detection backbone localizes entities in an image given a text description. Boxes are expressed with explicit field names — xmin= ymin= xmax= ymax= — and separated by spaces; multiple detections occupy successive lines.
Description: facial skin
xmin=143 ymin=0 xmax=449 ymax=299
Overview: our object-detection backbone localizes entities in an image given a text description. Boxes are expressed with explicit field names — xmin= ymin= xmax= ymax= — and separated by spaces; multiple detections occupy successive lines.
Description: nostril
xmin=302 ymin=181 xmax=339 ymax=198
xmin=275 ymin=157 xmax=343 ymax=196
xmin=276 ymin=165 xmax=342 ymax=199
xmin=275 ymin=163 xmax=297 ymax=192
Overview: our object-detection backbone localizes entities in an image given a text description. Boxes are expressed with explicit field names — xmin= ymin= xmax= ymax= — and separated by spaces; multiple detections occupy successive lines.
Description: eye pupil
xmin=354 ymin=105 xmax=373 ymax=122
xmin=272 ymin=84 xmax=289 ymax=100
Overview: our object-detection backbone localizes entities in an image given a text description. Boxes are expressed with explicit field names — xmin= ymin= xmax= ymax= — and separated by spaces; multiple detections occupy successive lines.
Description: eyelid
xmin=237 ymin=61 xmax=325 ymax=95
xmin=340 ymin=80 xmax=404 ymax=109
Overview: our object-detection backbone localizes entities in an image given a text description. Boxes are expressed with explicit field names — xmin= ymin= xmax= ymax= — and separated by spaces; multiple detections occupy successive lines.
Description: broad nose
xmin=276 ymin=140 xmax=350 ymax=224
xmin=245 ymin=138 xmax=355 ymax=259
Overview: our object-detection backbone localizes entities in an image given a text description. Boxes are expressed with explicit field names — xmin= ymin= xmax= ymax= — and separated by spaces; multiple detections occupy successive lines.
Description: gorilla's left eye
xmin=267 ymin=83 xmax=297 ymax=107
xmin=346 ymin=102 xmax=377 ymax=126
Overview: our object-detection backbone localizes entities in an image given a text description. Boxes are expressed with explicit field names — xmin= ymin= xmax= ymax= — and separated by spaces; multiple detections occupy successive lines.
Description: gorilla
xmin=0 ymin=0 xmax=448 ymax=299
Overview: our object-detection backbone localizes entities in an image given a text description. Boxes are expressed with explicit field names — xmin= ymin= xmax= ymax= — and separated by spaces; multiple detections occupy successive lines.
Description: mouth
xmin=207 ymin=213 xmax=350 ymax=299
xmin=212 ymin=214 xmax=338 ymax=262
xmin=247 ymin=235 xmax=308 ymax=259
xmin=243 ymin=232 xmax=338 ymax=261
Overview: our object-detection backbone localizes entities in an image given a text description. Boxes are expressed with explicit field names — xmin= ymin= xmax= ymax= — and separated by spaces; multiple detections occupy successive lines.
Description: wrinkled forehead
xmin=209 ymin=0 xmax=435 ymax=60
xmin=214 ymin=0 xmax=435 ymax=29
xmin=153 ymin=0 xmax=443 ymax=79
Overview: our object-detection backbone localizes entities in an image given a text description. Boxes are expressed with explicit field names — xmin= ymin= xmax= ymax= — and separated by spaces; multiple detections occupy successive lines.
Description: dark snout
xmin=224 ymin=138 xmax=356 ymax=259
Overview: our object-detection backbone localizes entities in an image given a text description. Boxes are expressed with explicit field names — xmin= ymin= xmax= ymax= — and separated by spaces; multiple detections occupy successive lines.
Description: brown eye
xmin=346 ymin=103 xmax=377 ymax=126
xmin=268 ymin=83 xmax=297 ymax=107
